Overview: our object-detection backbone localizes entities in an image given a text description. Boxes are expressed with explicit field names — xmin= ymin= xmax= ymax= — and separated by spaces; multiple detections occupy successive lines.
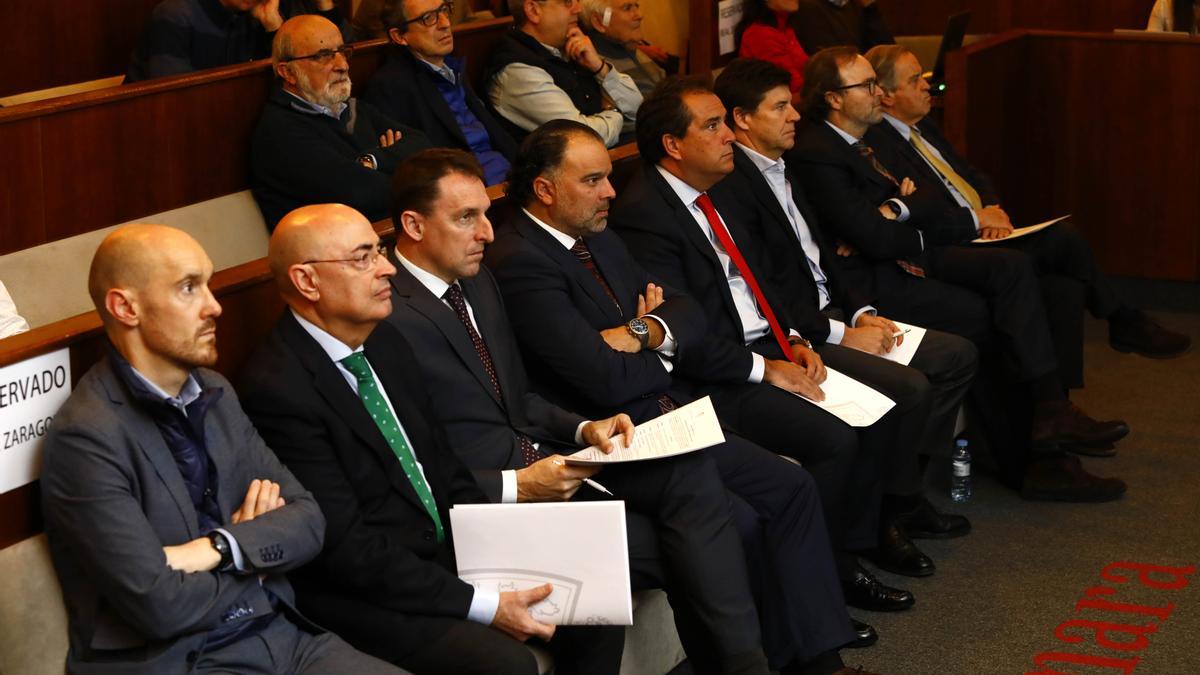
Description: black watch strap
xmin=206 ymin=531 xmax=233 ymax=571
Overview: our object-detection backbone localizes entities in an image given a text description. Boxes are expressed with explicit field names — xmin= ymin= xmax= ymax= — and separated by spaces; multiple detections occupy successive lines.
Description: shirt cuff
xmin=827 ymin=319 xmax=846 ymax=345
xmin=501 ymin=470 xmax=518 ymax=504
xmin=574 ymin=421 xmax=588 ymax=446
xmin=644 ymin=314 xmax=676 ymax=356
xmin=467 ymin=587 xmax=500 ymax=625
xmin=968 ymin=207 xmax=980 ymax=232
xmin=748 ymin=352 xmax=765 ymax=383
xmin=850 ymin=306 xmax=877 ymax=328
xmin=889 ymin=198 xmax=911 ymax=222
xmin=213 ymin=527 xmax=247 ymax=573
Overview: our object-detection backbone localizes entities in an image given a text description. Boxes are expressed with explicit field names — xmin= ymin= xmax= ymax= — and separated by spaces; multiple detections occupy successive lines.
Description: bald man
xmin=41 ymin=224 xmax=401 ymax=673
xmin=237 ymin=205 xmax=625 ymax=673
xmin=251 ymin=15 xmax=431 ymax=229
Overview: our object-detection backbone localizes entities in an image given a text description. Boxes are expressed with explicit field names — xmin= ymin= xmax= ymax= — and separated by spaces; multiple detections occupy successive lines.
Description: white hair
xmin=579 ymin=0 xmax=612 ymax=28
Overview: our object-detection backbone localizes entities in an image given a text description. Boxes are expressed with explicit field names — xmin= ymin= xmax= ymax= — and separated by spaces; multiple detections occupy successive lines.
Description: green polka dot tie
xmin=340 ymin=351 xmax=444 ymax=543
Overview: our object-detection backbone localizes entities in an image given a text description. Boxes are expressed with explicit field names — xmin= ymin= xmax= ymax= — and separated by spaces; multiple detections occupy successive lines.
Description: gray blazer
xmin=40 ymin=356 xmax=325 ymax=674
xmin=385 ymin=262 xmax=585 ymax=501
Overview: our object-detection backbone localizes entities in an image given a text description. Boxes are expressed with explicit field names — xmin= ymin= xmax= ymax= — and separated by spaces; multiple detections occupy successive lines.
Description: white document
xmin=565 ymin=396 xmax=725 ymax=465
xmin=451 ymin=501 xmax=632 ymax=626
xmin=879 ymin=321 xmax=926 ymax=366
xmin=792 ymin=367 xmax=895 ymax=427
xmin=972 ymin=215 xmax=1070 ymax=244
xmin=717 ymin=0 xmax=746 ymax=55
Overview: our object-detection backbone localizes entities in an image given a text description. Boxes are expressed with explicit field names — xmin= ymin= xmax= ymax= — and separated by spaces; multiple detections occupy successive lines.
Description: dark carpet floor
xmin=848 ymin=279 xmax=1200 ymax=674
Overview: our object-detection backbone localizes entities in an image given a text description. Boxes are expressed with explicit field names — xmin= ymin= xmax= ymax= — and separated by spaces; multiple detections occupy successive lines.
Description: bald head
xmin=273 ymin=15 xmax=352 ymax=108
xmin=269 ymin=204 xmax=396 ymax=348
xmin=273 ymin=15 xmax=341 ymax=63
xmin=89 ymin=224 xmax=203 ymax=323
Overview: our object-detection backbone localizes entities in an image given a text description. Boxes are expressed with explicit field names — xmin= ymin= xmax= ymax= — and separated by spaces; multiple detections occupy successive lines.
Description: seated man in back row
xmin=485 ymin=0 xmax=642 ymax=147
xmin=42 ymin=223 xmax=399 ymax=673
xmin=252 ymin=15 xmax=430 ymax=229
xmin=363 ymin=0 xmax=518 ymax=187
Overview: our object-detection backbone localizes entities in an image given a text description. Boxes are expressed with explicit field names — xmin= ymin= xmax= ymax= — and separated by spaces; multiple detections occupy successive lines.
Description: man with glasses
xmin=579 ymin=0 xmax=677 ymax=94
xmin=251 ymin=15 xmax=431 ymax=229
xmin=790 ymin=47 xmax=1131 ymax=501
xmin=484 ymin=0 xmax=642 ymax=147
xmin=128 ymin=0 xmax=352 ymax=82
xmin=238 ymin=203 xmax=628 ymax=673
xmin=363 ymin=0 xmax=518 ymax=186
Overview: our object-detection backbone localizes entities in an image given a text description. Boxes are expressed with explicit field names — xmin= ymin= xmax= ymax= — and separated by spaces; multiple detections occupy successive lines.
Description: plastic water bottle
xmin=950 ymin=439 xmax=971 ymax=503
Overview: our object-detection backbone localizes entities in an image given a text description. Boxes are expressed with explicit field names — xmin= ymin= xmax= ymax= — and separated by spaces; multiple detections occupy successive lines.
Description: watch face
xmin=629 ymin=318 xmax=649 ymax=335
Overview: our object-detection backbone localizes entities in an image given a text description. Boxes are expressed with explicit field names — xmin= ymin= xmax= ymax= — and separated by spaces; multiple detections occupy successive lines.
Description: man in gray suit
xmin=41 ymin=224 xmax=400 ymax=673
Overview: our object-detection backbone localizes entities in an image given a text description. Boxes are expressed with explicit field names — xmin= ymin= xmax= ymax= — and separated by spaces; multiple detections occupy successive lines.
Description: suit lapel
xmin=515 ymin=213 xmax=627 ymax=324
xmin=97 ymin=360 xmax=201 ymax=538
xmin=278 ymin=313 xmax=428 ymax=512
xmin=390 ymin=264 xmax=505 ymax=409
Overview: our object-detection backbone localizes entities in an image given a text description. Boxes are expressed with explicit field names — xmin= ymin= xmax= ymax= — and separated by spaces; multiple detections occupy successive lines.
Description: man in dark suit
xmin=383 ymin=148 xmax=794 ymax=673
xmin=362 ymin=0 xmax=518 ymax=187
xmin=237 ymin=203 xmax=634 ymax=674
xmin=488 ymin=120 xmax=906 ymax=673
xmin=788 ymin=46 xmax=1129 ymax=501
xmin=42 ymin=224 xmax=398 ymax=673
xmin=712 ymin=58 xmax=978 ymax=541
xmin=251 ymin=16 xmax=431 ymax=229
xmin=863 ymin=44 xmax=1190 ymax=365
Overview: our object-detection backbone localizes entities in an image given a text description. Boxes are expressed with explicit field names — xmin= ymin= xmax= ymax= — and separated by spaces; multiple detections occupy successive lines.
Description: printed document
xmin=451 ymin=501 xmax=632 ymax=625
xmin=879 ymin=321 xmax=926 ymax=366
xmin=566 ymin=396 xmax=725 ymax=465
xmin=972 ymin=215 xmax=1069 ymax=243
xmin=792 ymin=367 xmax=895 ymax=427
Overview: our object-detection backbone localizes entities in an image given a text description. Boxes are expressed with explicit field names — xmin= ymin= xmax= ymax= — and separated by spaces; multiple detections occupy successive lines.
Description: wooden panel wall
xmin=877 ymin=0 xmax=1158 ymax=37
xmin=944 ymin=30 xmax=1200 ymax=281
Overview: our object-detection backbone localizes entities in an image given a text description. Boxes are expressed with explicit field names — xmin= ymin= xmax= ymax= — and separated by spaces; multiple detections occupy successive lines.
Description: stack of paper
xmin=566 ymin=396 xmax=725 ymax=465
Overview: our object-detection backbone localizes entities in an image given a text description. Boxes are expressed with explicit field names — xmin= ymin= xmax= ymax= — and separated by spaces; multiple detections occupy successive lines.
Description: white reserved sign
xmin=718 ymin=0 xmax=746 ymax=55
xmin=0 ymin=349 xmax=71 ymax=494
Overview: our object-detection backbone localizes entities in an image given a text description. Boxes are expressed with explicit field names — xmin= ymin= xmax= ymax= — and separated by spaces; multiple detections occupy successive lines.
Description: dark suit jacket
xmin=41 ymin=357 xmax=324 ymax=674
xmin=711 ymin=145 xmax=872 ymax=345
xmin=608 ymin=163 xmax=801 ymax=383
xmin=250 ymin=86 xmax=432 ymax=229
xmin=385 ymin=261 xmax=584 ymax=501
xmin=362 ymin=45 xmax=518 ymax=161
xmin=237 ymin=311 xmax=489 ymax=661
xmin=485 ymin=209 xmax=706 ymax=422
xmin=867 ymin=117 xmax=1000 ymax=244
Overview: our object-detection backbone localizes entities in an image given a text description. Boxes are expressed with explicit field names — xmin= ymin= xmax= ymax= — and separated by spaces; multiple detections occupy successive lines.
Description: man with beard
xmin=41 ymin=224 xmax=400 ymax=673
xmin=251 ymin=15 xmax=431 ymax=229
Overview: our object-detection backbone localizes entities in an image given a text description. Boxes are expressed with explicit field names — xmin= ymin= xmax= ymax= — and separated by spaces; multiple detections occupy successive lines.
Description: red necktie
xmin=695 ymin=193 xmax=795 ymax=364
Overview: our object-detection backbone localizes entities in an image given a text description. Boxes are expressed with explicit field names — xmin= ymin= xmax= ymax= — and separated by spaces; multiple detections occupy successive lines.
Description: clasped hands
xmin=842 ymin=314 xmax=903 ymax=356
xmin=162 ymin=478 xmax=286 ymax=574
xmin=763 ymin=341 xmax=827 ymax=401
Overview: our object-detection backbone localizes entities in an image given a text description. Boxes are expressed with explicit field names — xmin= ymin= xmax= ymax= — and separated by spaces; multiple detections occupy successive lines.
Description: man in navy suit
xmin=363 ymin=0 xmax=518 ymax=186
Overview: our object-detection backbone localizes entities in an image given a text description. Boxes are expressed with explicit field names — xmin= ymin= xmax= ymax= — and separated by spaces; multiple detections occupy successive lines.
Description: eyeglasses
xmin=829 ymin=78 xmax=877 ymax=96
xmin=534 ymin=0 xmax=579 ymax=7
xmin=402 ymin=2 xmax=454 ymax=28
xmin=304 ymin=243 xmax=389 ymax=271
xmin=280 ymin=44 xmax=354 ymax=66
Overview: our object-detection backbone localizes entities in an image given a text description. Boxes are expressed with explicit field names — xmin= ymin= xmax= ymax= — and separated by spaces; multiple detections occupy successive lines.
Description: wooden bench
xmin=0 ymin=16 xmax=515 ymax=257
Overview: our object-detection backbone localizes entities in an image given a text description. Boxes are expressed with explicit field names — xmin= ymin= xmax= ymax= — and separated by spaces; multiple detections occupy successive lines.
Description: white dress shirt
xmin=292 ymin=309 xmax=500 ymax=626
xmin=655 ymin=166 xmax=801 ymax=383
xmin=489 ymin=41 xmax=642 ymax=148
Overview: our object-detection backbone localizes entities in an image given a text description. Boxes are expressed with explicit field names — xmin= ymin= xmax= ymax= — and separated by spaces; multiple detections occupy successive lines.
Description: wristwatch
xmin=787 ymin=335 xmax=813 ymax=350
xmin=626 ymin=318 xmax=651 ymax=348
xmin=882 ymin=201 xmax=902 ymax=218
xmin=206 ymin=531 xmax=233 ymax=571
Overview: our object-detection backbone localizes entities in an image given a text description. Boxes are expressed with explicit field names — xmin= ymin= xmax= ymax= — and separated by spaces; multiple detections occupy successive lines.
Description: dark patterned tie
xmin=854 ymin=140 xmax=900 ymax=186
xmin=443 ymin=284 xmax=540 ymax=467
xmin=570 ymin=238 xmax=623 ymax=315
xmin=853 ymin=142 xmax=925 ymax=278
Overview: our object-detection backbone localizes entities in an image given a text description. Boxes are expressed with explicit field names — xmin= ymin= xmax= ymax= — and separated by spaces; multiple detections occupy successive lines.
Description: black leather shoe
xmin=860 ymin=523 xmax=935 ymax=577
xmin=1021 ymin=455 xmax=1127 ymax=502
xmin=845 ymin=618 xmax=878 ymax=648
xmin=1032 ymin=400 xmax=1130 ymax=447
xmin=1110 ymin=310 xmax=1191 ymax=359
xmin=895 ymin=497 xmax=971 ymax=539
xmin=842 ymin=565 xmax=915 ymax=611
